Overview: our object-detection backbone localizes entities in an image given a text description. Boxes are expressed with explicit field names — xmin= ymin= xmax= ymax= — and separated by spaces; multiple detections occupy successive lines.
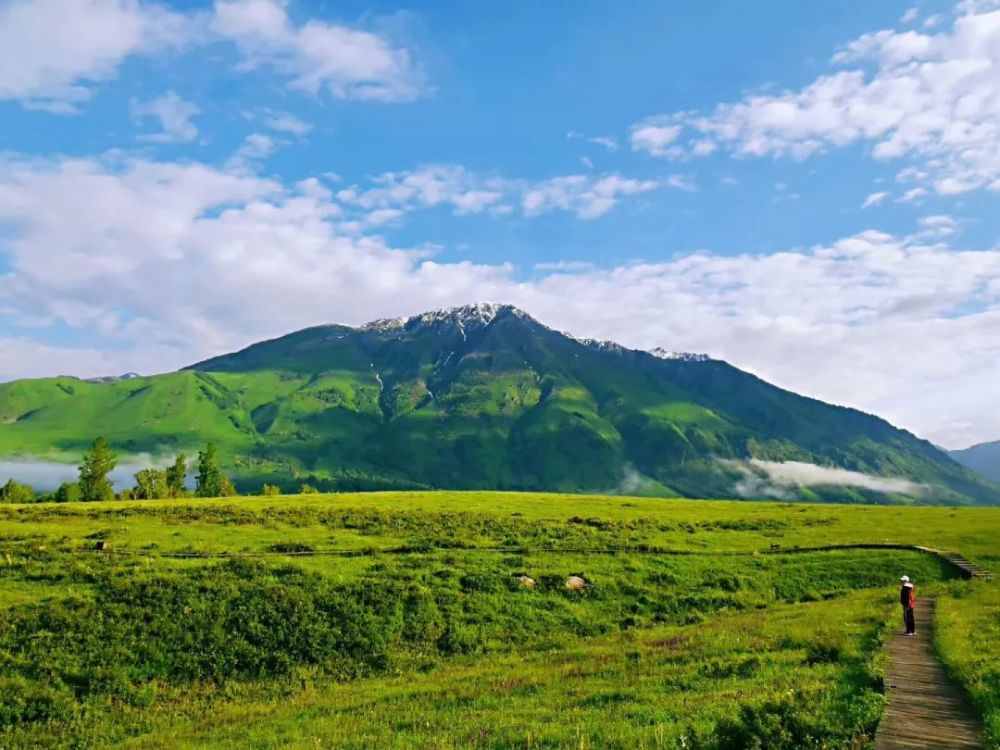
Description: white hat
xmin=900 ymin=575 xmax=910 ymax=582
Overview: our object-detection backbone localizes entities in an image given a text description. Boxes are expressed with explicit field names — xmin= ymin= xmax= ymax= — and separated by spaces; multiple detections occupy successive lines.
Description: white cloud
xmin=862 ymin=190 xmax=889 ymax=208
xmin=567 ymin=131 xmax=619 ymax=151
xmin=901 ymin=7 xmax=920 ymax=23
xmin=341 ymin=165 xmax=506 ymax=216
xmin=631 ymin=4 xmax=1000 ymax=196
xmin=0 ymin=0 xmax=425 ymax=112
xmin=337 ymin=166 xmax=658 ymax=221
xmin=899 ymin=187 xmax=928 ymax=203
xmin=0 ymin=156 xmax=998 ymax=448
xmin=522 ymin=174 xmax=658 ymax=219
xmin=211 ymin=0 xmax=425 ymax=102
xmin=666 ymin=174 xmax=698 ymax=192
xmin=131 ymin=91 xmax=200 ymax=142
xmin=226 ymin=132 xmax=279 ymax=168
xmin=0 ymin=0 xmax=196 ymax=112
xmin=259 ymin=108 xmax=313 ymax=136
xmin=726 ymin=459 xmax=927 ymax=498
xmin=533 ymin=260 xmax=597 ymax=273
xmin=630 ymin=118 xmax=684 ymax=157
xmin=914 ymin=213 xmax=960 ymax=238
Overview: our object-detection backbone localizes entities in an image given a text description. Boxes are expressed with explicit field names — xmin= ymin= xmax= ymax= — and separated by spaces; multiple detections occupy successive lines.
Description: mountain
xmin=950 ymin=441 xmax=1000 ymax=482
xmin=0 ymin=303 xmax=996 ymax=504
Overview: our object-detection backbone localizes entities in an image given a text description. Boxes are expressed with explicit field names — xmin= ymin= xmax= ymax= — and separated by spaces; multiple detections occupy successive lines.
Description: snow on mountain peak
xmin=649 ymin=347 xmax=710 ymax=362
xmin=361 ymin=303 xmax=529 ymax=333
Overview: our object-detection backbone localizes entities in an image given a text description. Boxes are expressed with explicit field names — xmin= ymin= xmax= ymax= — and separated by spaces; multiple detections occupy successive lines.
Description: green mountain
xmin=0 ymin=304 xmax=996 ymax=504
xmin=951 ymin=440 xmax=1000 ymax=482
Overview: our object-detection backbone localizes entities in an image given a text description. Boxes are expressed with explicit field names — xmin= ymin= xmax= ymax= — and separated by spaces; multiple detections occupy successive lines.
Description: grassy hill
xmin=952 ymin=440 xmax=1000 ymax=481
xmin=0 ymin=491 xmax=997 ymax=748
xmin=1 ymin=304 xmax=996 ymax=504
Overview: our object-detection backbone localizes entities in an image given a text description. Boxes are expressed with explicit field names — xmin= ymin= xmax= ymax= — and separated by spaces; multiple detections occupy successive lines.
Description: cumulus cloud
xmin=0 ymin=0 xmax=196 ymax=112
xmin=0 ymin=0 xmax=425 ymax=112
xmin=131 ymin=91 xmax=200 ymax=142
xmin=211 ymin=0 xmax=425 ymax=102
xmin=914 ymin=214 xmax=960 ymax=239
xmin=522 ymin=174 xmax=658 ymax=219
xmin=630 ymin=119 xmax=684 ymax=157
xmin=631 ymin=3 xmax=1000 ymax=196
xmin=336 ymin=165 xmax=658 ymax=220
xmin=0 ymin=154 xmax=998 ymax=449
xmin=258 ymin=108 xmax=313 ymax=136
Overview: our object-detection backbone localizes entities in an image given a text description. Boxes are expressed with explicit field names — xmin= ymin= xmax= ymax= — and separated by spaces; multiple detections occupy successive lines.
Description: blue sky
xmin=0 ymin=0 xmax=998 ymax=447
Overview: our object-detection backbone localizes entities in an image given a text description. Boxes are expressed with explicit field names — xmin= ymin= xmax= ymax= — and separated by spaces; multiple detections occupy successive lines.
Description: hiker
xmin=900 ymin=575 xmax=916 ymax=635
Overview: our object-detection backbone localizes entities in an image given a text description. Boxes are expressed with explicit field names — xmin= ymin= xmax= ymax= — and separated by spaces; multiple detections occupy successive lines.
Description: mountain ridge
xmin=1 ymin=303 xmax=996 ymax=504
xmin=950 ymin=440 xmax=1000 ymax=482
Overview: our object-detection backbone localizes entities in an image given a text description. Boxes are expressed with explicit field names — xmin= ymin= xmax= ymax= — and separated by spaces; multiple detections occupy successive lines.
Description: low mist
xmin=0 ymin=455 xmax=178 ymax=492
xmin=722 ymin=458 xmax=927 ymax=499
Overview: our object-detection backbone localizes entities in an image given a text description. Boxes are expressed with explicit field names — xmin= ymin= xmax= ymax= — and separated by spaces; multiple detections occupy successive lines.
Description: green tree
xmin=0 ymin=479 xmax=35 ymax=503
xmin=133 ymin=468 xmax=169 ymax=499
xmin=195 ymin=444 xmax=236 ymax=497
xmin=54 ymin=482 xmax=82 ymax=502
xmin=165 ymin=453 xmax=187 ymax=497
xmin=299 ymin=483 xmax=319 ymax=495
xmin=260 ymin=484 xmax=281 ymax=496
xmin=78 ymin=437 xmax=117 ymax=502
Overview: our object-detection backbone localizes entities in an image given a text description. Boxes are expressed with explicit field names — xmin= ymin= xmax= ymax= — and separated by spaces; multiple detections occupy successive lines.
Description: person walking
xmin=900 ymin=575 xmax=917 ymax=635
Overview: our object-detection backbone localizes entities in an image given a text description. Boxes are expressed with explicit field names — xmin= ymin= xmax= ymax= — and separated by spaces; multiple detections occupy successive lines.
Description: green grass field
xmin=0 ymin=492 xmax=997 ymax=748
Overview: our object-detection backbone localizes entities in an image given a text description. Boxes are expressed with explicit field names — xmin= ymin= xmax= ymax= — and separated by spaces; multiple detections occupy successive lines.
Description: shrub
xmin=0 ymin=479 xmax=35 ymax=503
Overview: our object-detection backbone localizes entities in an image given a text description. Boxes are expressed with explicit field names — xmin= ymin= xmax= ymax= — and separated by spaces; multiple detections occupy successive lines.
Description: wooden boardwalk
xmin=875 ymin=597 xmax=984 ymax=750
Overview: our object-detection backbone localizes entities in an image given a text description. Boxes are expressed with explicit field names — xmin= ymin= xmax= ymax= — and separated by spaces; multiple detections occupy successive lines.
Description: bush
xmin=0 ymin=677 xmax=75 ymax=728
xmin=0 ymin=479 xmax=35 ymax=503
xmin=261 ymin=484 xmax=282 ymax=496
xmin=269 ymin=542 xmax=314 ymax=553
xmin=53 ymin=482 xmax=82 ymax=502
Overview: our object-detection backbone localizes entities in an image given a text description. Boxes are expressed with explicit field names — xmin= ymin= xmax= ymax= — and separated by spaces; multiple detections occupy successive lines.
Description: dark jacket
xmin=900 ymin=584 xmax=916 ymax=609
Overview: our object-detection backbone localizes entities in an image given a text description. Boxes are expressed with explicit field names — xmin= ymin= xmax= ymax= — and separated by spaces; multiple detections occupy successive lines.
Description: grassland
xmin=0 ymin=492 xmax=997 ymax=748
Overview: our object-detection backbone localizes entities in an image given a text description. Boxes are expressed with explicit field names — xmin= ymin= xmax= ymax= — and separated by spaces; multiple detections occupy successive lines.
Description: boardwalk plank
xmin=874 ymin=597 xmax=984 ymax=750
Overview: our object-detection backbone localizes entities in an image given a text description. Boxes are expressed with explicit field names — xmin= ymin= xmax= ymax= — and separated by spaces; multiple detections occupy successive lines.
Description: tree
xmin=165 ymin=453 xmax=187 ymax=497
xmin=299 ymin=483 xmax=319 ymax=494
xmin=54 ymin=482 xmax=82 ymax=502
xmin=0 ymin=479 xmax=34 ymax=503
xmin=78 ymin=437 xmax=117 ymax=502
xmin=133 ymin=468 xmax=169 ymax=499
xmin=261 ymin=484 xmax=281 ymax=496
xmin=195 ymin=443 xmax=235 ymax=497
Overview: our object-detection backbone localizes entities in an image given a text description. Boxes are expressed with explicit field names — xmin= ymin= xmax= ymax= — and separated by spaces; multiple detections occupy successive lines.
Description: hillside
xmin=0 ymin=303 xmax=996 ymax=503
xmin=951 ymin=440 xmax=1000 ymax=481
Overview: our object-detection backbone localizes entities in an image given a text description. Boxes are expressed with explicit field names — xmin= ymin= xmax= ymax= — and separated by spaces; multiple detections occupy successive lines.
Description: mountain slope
xmin=0 ymin=304 xmax=996 ymax=504
xmin=951 ymin=441 xmax=1000 ymax=482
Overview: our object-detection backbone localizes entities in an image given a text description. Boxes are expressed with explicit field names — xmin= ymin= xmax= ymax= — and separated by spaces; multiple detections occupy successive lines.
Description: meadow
xmin=0 ymin=492 xmax=997 ymax=748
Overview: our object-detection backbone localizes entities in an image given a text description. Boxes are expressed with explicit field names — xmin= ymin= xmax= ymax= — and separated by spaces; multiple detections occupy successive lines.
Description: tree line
xmin=0 ymin=438 xmax=327 ymax=502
